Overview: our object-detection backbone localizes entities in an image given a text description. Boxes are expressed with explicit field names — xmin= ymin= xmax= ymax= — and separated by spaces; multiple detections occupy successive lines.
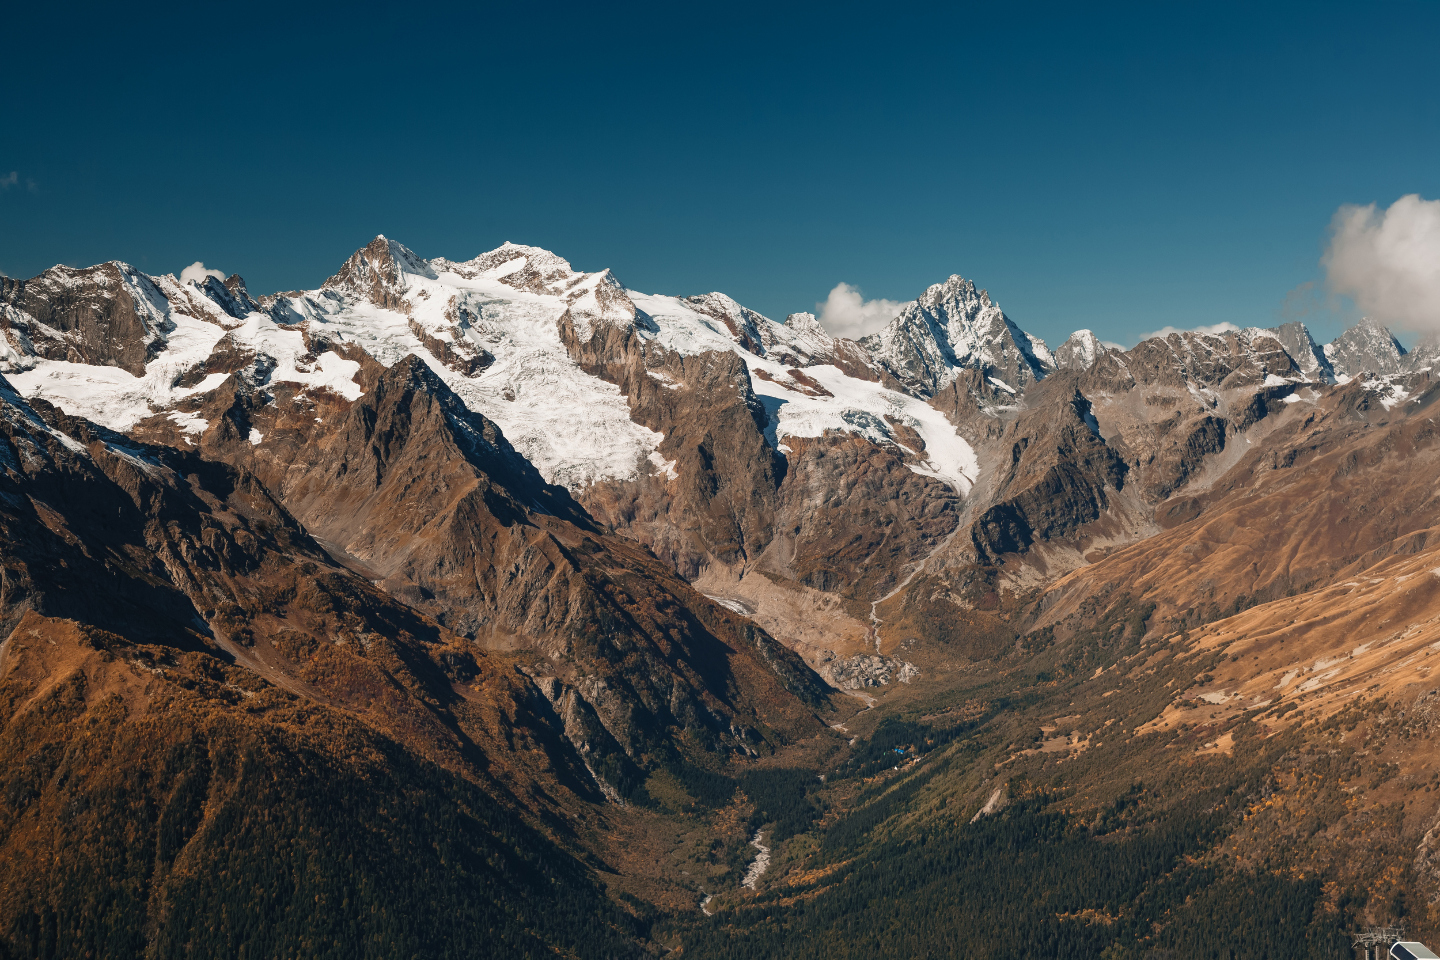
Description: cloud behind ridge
xmin=179 ymin=261 xmax=225 ymax=286
xmin=816 ymin=283 xmax=905 ymax=339
xmin=1324 ymin=194 xmax=1440 ymax=333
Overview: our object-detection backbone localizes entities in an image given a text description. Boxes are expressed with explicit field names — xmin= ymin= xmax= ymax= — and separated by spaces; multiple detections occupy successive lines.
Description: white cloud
xmin=0 ymin=172 xmax=17 ymax=190
xmin=1137 ymin=321 xmax=1240 ymax=343
xmin=1323 ymin=194 xmax=1440 ymax=333
xmin=815 ymin=282 xmax=906 ymax=339
xmin=179 ymin=261 xmax=226 ymax=286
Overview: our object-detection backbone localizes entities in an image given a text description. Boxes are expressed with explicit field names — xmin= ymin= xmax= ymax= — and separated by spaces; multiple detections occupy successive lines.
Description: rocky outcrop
xmin=321 ymin=235 xmax=436 ymax=312
xmin=1408 ymin=333 xmax=1440 ymax=374
xmin=757 ymin=433 xmax=960 ymax=600
xmin=817 ymin=652 xmax=919 ymax=689
xmin=1103 ymin=330 xmax=1303 ymax=392
xmin=930 ymin=367 xmax=1021 ymax=442
xmin=0 ymin=262 xmax=171 ymax=375
xmin=1267 ymin=320 xmax=1334 ymax=382
xmin=968 ymin=379 xmax=1128 ymax=560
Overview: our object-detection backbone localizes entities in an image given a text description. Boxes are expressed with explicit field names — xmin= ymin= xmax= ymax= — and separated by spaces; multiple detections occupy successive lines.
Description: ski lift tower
xmin=1352 ymin=927 xmax=1407 ymax=960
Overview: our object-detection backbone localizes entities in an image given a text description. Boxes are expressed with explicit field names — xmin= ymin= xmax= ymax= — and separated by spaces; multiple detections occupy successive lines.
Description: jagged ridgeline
xmin=1 ymin=237 xmax=1439 ymax=958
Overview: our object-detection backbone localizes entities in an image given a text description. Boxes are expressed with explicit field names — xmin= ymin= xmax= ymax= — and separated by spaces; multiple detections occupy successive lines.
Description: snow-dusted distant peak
xmin=910 ymin=274 xmax=985 ymax=313
xmin=1406 ymin=332 xmax=1440 ymax=374
xmin=441 ymin=242 xmax=587 ymax=294
xmin=564 ymin=268 xmax=636 ymax=335
xmin=440 ymin=241 xmax=576 ymax=286
xmin=785 ymin=311 xmax=827 ymax=339
xmin=1326 ymin=316 xmax=1408 ymax=379
xmin=1053 ymin=329 xmax=1106 ymax=371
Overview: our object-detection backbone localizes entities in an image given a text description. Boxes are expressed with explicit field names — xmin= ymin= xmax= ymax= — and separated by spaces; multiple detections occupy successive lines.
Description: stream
xmin=741 ymin=830 xmax=771 ymax=889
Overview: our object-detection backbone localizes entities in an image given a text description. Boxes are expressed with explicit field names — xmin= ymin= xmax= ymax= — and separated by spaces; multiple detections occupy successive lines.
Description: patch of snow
xmin=1297 ymin=669 xmax=1341 ymax=693
xmin=167 ymin=410 xmax=208 ymax=435
xmin=647 ymin=450 xmax=678 ymax=480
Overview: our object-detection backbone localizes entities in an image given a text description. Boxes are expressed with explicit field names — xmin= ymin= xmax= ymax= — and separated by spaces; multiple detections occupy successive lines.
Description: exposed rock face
xmin=147 ymin=353 xmax=829 ymax=780
xmin=1103 ymin=330 xmax=1302 ymax=392
xmin=1061 ymin=332 xmax=1306 ymax=505
xmin=930 ymin=367 xmax=1022 ymax=443
xmin=562 ymin=315 xmax=785 ymax=579
xmin=966 ymin=378 xmax=1128 ymax=561
xmin=565 ymin=313 xmax=965 ymax=603
xmin=756 ymin=433 xmax=960 ymax=600
xmin=862 ymin=275 xmax=1053 ymax=396
xmin=1325 ymin=316 xmax=1407 ymax=378
xmin=0 ymin=262 xmax=172 ymax=375
xmin=1266 ymin=320 xmax=1334 ymax=382
xmin=1037 ymin=374 xmax=1440 ymax=650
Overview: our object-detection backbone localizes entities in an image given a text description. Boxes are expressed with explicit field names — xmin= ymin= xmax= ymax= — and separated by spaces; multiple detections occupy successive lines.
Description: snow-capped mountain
xmin=1324 ymin=316 xmax=1408 ymax=379
xmin=1052 ymin=329 xmax=1108 ymax=371
xmin=0 ymin=238 xmax=984 ymax=497
xmin=860 ymin=275 xmax=1054 ymax=396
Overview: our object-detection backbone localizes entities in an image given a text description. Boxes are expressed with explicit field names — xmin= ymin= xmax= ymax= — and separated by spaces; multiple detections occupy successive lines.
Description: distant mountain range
xmin=2 ymin=237 xmax=1439 ymax=958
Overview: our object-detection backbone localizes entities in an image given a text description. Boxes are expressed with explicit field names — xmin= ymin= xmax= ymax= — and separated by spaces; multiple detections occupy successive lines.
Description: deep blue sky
xmin=2 ymin=1 xmax=1436 ymax=347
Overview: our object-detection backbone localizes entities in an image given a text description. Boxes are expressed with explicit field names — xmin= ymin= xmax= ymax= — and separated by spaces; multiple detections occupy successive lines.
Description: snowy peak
xmin=322 ymin=235 xmax=437 ymax=313
xmin=861 ymin=274 xmax=1052 ymax=397
xmin=1053 ymin=329 xmax=1106 ymax=371
xmin=775 ymin=311 xmax=836 ymax=361
xmin=439 ymin=241 xmax=582 ymax=291
xmin=1325 ymin=317 xmax=1407 ymax=380
xmin=434 ymin=242 xmax=636 ymax=331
